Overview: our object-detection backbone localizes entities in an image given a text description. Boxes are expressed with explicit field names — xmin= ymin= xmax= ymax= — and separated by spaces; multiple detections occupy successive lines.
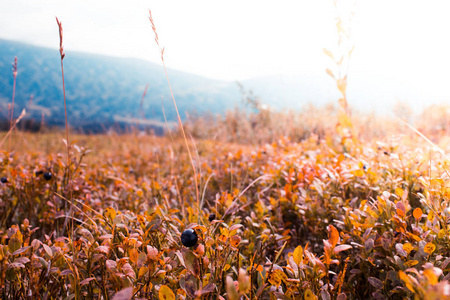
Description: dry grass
xmin=3 ymin=5 xmax=450 ymax=299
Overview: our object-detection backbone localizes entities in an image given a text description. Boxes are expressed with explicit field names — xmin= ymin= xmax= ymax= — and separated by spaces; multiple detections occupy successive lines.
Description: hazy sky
xmin=1 ymin=0 xmax=450 ymax=111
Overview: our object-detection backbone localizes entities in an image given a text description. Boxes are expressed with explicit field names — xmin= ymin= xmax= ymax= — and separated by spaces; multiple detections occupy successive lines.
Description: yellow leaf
xmin=219 ymin=228 xmax=229 ymax=243
xmin=438 ymin=229 xmax=446 ymax=239
xmin=424 ymin=243 xmax=436 ymax=255
xmin=158 ymin=285 xmax=175 ymax=300
xmin=14 ymin=230 xmax=23 ymax=243
xmin=138 ymin=267 xmax=149 ymax=278
xmin=395 ymin=188 xmax=404 ymax=197
xmin=105 ymin=207 xmax=116 ymax=221
xmin=404 ymin=260 xmax=419 ymax=267
xmin=268 ymin=269 xmax=287 ymax=287
xmin=428 ymin=211 xmax=435 ymax=222
xmin=403 ymin=243 xmax=414 ymax=254
xmin=413 ymin=208 xmax=423 ymax=220
xmin=193 ymin=225 xmax=208 ymax=234
xmin=352 ymin=169 xmax=364 ymax=177
xmin=293 ymin=246 xmax=303 ymax=265
xmin=304 ymin=288 xmax=317 ymax=300
xmin=8 ymin=237 xmax=22 ymax=253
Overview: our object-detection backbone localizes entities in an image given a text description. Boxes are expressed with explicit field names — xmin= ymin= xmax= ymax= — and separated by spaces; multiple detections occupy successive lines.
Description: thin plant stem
xmin=0 ymin=109 xmax=26 ymax=148
xmin=148 ymin=10 xmax=200 ymax=214
xmin=56 ymin=19 xmax=76 ymax=296
xmin=8 ymin=57 xmax=18 ymax=153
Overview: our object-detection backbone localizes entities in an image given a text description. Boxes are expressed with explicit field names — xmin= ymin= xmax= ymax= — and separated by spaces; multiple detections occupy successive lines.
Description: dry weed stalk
xmin=139 ymin=83 xmax=149 ymax=120
xmin=0 ymin=109 xmax=26 ymax=148
xmin=148 ymin=10 xmax=200 ymax=212
xmin=56 ymin=17 xmax=69 ymax=158
xmin=8 ymin=57 xmax=18 ymax=152
xmin=56 ymin=18 xmax=77 ymax=283
xmin=324 ymin=0 xmax=356 ymax=149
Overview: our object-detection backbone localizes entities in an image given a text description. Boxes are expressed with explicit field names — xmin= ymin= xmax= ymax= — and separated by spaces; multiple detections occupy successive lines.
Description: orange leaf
xmin=413 ymin=208 xmax=423 ymax=220
xmin=423 ymin=269 xmax=438 ymax=285
xmin=129 ymin=248 xmax=138 ymax=264
xmin=328 ymin=225 xmax=340 ymax=248
xmin=326 ymin=68 xmax=335 ymax=79
xmin=396 ymin=202 xmax=406 ymax=217
xmin=230 ymin=235 xmax=241 ymax=248
xmin=398 ymin=271 xmax=414 ymax=292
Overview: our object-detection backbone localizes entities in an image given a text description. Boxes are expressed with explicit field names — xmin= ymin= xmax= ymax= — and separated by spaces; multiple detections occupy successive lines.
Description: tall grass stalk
xmin=139 ymin=83 xmax=149 ymax=120
xmin=148 ymin=10 xmax=200 ymax=213
xmin=0 ymin=109 xmax=26 ymax=148
xmin=56 ymin=17 xmax=70 ymax=166
xmin=56 ymin=18 xmax=77 ymax=293
xmin=8 ymin=57 xmax=18 ymax=152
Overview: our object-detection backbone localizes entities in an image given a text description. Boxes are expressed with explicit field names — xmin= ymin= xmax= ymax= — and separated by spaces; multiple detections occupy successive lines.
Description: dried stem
xmin=148 ymin=10 xmax=200 ymax=213
xmin=140 ymin=83 xmax=149 ymax=120
xmin=56 ymin=17 xmax=69 ymax=161
xmin=0 ymin=109 xmax=26 ymax=148
xmin=8 ymin=57 xmax=18 ymax=152
xmin=56 ymin=18 xmax=76 ymax=287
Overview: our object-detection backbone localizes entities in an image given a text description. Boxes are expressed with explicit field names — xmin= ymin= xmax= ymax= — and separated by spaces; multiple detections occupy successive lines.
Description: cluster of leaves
xmin=0 ymin=132 xmax=450 ymax=299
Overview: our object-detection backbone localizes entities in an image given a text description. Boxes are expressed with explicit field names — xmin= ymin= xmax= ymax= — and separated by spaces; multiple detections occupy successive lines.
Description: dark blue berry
xmin=208 ymin=213 xmax=216 ymax=222
xmin=0 ymin=177 xmax=7 ymax=183
xmin=43 ymin=172 xmax=52 ymax=181
xmin=181 ymin=229 xmax=198 ymax=247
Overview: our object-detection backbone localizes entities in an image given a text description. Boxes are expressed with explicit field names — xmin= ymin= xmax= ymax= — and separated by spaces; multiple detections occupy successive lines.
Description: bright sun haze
xmin=1 ymin=0 xmax=449 ymax=112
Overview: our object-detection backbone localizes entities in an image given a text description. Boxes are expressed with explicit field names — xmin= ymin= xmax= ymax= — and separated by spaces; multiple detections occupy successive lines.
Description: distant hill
xmin=2 ymin=39 xmax=437 ymax=134
xmin=0 ymin=39 xmax=241 ymax=132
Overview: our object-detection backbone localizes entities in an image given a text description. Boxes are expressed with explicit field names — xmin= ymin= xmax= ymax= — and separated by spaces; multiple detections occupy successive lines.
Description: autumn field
xmin=2 ymin=3 xmax=450 ymax=299
xmin=0 ymin=123 xmax=450 ymax=300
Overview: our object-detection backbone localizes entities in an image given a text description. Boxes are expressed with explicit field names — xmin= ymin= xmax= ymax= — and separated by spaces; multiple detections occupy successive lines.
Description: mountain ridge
xmin=0 ymin=39 xmax=241 ymax=132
